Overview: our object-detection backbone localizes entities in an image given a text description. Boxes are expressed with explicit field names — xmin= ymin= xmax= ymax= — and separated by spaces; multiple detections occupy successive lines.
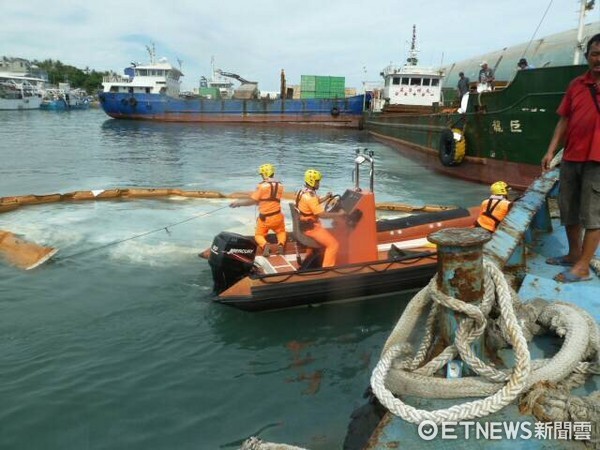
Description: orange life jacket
xmin=295 ymin=187 xmax=321 ymax=223
xmin=476 ymin=196 xmax=511 ymax=232
xmin=255 ymin=181 xmax=283 ymax=219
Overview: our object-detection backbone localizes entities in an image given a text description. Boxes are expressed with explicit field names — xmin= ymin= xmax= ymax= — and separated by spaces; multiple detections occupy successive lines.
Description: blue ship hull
xmin=40 ymin=99 xmax=90 ymax=111
xmin=97 ymin=92 xmax=365 ymax=127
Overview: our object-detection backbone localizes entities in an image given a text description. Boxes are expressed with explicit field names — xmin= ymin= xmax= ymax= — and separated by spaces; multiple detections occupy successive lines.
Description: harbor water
xmin=0 ymin=109 xmax=490 ymax=449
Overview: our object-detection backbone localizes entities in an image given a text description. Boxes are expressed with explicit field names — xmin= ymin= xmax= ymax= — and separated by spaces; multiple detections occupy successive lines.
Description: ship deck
xmin=364 ymin=165 xmax=599 ymax=449
xmin=365 ymin=222 xmax=599 ymax=449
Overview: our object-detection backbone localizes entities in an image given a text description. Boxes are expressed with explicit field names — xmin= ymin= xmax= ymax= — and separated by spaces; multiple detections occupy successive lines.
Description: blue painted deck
xmin=365 ymin=166 xmax=599 ymax=449
xmin=518 ymin=223 xmax=600 ymax=319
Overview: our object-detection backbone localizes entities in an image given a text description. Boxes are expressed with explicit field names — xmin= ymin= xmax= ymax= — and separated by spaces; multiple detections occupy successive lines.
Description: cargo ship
xmin=364 ymin=7 xmax=599 ymax=190
xmin=98 ymin=46 xmax=364 ymax=127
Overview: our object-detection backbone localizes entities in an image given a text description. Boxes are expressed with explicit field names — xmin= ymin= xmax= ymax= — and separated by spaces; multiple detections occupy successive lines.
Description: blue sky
xmin=1 ymin=0 xmax=598 ymax=91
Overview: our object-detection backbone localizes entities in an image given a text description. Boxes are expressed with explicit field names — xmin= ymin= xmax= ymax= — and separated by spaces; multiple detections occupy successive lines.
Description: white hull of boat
xmin=0 ymin=96 xmax=42 ymax=110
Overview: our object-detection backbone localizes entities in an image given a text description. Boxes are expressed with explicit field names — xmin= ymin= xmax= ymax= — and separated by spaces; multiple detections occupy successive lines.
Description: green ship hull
xmin=365 ymin=64 xmax=588 ymax=190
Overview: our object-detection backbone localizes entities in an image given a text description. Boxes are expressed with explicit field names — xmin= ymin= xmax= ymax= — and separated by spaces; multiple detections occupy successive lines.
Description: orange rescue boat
xmin=202 ymin=150 xmax=478 ymax=311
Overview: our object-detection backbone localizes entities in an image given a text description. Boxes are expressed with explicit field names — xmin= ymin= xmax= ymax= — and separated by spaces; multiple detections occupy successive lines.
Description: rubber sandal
xmin=553 ymin=270 xmax=592 ymax=283
xmin=545 ymin=256 xmax=575 ymax=266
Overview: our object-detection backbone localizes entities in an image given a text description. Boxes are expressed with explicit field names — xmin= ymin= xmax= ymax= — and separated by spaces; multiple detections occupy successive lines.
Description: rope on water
xmin=58 ymin=204 xmax=230 ymax=261
xmin=240 ymin=436 xmax=308 ymax=450
xmin=370 ymin=259 xmax=599 ymax=426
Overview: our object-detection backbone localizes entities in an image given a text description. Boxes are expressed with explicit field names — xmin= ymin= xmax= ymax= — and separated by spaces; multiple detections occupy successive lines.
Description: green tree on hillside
xmin=33 ymin=59 xmax=109 ymax=94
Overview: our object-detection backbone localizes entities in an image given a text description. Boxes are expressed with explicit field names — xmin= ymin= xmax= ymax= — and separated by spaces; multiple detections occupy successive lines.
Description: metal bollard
xmin=428 ymin=227 xmax=492 ymax=377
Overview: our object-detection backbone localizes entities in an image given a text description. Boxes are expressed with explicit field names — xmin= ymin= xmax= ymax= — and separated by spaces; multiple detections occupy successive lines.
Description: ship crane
xmin=216 ymin=70 xmax=256 ymax=85
xmin=216 ymin=70 xmax=259 ymax=99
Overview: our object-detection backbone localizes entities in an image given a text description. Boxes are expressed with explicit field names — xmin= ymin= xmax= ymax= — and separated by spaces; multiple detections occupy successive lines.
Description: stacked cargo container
xmin=300 ymin=75 xmax=345 ymax=99
xmin=199 ymin=87 xmax=220 ymax=99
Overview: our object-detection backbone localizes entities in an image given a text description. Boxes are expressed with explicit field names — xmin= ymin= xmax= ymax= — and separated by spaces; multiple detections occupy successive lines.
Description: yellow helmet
xmin=258 ymin=163 xmax=275 ymax=178
xmin=304 ymin=169 xmax=322 ymax=188
xmin=490 ymin=181 xmax=509 ymax=196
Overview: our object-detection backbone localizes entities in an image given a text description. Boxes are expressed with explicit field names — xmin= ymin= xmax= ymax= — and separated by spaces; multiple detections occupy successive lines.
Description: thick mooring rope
xmin=371 ymin=261 xmax=531 ymax=423
xmin=370 ymin=260 xmax=599 ymax=425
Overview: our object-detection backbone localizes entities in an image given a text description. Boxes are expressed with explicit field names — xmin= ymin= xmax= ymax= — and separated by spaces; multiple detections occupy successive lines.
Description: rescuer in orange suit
xmin=475 ymin=181 xmax=513 ymax=232
xmin=296 ymin=169 xmax=346 ymax=267
xmin=230 ymin=163 xmax=286 ymax=257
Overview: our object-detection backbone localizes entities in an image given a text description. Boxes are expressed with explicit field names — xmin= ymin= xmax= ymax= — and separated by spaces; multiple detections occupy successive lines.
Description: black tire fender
xmin=330 ymin=106 xmax=340 ymax=117
xmin=129 ymin=97 xmax=138 ymax=107
xmin=439 ymin=129 xmax=456 ymax=166
xmin=439 ymin=128 xmax=461 ymax=166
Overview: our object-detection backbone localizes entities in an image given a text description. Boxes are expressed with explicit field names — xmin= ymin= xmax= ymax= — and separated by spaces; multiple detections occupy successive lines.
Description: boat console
xmin=288 ymin=149 xmax=379 ymax=266
xmin=329 ymin=149 xmax=379 ymax=265
xmin=331 ymin=188 xmax=378 ymax=265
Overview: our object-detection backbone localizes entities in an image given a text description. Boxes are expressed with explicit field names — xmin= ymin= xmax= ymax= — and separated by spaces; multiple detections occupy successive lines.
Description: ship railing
xmin=102 ymin=75 xmax=131 ymax=83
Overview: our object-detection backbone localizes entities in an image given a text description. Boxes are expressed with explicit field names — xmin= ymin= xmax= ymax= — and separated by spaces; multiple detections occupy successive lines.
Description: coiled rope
xmin=370 ymin=260 xmax=599 ymax=425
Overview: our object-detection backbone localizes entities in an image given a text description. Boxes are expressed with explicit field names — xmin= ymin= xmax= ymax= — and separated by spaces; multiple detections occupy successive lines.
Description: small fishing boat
xmin=0 ymin=73 xmax=44 ymax=110
xmin=203 ymin=150 xmax=479 ymax=311
xmin=40 ymin=83 xmax=90 ymax=111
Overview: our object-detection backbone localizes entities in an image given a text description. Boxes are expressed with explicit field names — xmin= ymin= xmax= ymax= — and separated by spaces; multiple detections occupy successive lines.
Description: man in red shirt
xmin=542 ymin=33 xmax=600 ymax=282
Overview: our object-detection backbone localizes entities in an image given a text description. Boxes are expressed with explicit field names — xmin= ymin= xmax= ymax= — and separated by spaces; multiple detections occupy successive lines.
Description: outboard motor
xmin=208 ymin=232 xmax=257 ymax=294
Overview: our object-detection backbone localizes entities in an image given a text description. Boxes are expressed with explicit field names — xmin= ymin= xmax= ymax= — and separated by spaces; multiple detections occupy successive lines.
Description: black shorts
xmin=558 ymin=161 xmax=600 ymax=229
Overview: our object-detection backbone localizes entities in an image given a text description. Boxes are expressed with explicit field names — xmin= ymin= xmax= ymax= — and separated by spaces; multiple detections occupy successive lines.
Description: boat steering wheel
xmin=323 ymin=194 xmax=342 ymax=212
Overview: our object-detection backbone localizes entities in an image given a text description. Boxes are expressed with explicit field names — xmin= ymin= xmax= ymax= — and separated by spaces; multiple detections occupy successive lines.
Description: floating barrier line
xmin=0 ymin=187 xmax=457 ymax=269
xmin=0 ymin=187 xmax=457 ymax=214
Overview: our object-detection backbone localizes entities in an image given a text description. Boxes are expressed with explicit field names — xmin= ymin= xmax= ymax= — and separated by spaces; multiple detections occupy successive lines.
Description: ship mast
xmin=145 ymin=43 xmax=156 ymax=64
xmin=406 ymin=25 xmax=418 ymax=66
xmin=574 ymin=0 xmax=595 ymax=64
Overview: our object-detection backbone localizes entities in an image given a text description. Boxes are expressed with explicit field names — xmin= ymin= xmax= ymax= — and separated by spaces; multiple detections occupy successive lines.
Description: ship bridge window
xmin=392 ymin=77 xmax=401 ymax=85
xmin=431 ymin=79 xmax=439 ymax=87
xmin=401 ymin=78 xmax=410 ymax=85
xmin=422 ymin=78 xmax=431 ymax=86
xmin=410 ymin=78 xmax=421 ymax=86
xmin=138 ymin=69 xmax=147 ymax=76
